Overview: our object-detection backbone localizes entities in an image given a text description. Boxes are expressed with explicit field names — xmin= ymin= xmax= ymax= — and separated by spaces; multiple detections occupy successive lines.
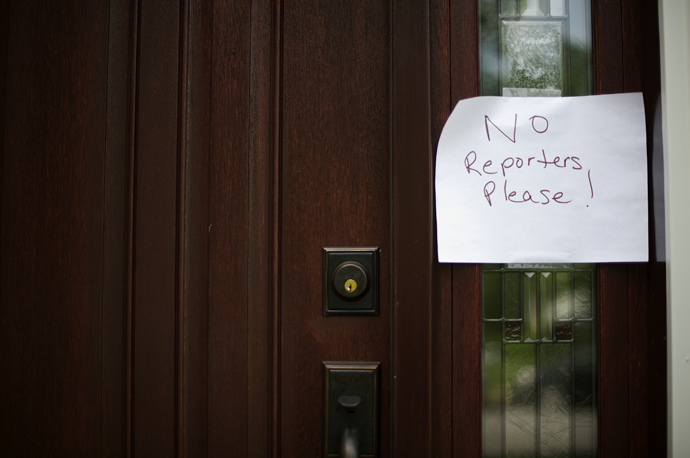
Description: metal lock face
xmin=323 ymin=247 xmax=379 ymax=316
xmin=332 ymin=261 xmax=369 ymax=300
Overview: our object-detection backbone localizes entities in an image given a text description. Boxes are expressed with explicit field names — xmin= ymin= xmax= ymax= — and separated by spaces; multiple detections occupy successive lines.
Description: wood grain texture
xmin=181 ymin=0 xmax=212 ymax=454
xmin=207 ymin=0 xmax=251 ymax=456
xmin=452 ymin=264 xmax=482 ymax=458
xmin=631 ymin=0 xmax=667 ymax=454
xmin=280 ymin=1 xmax=391 ymax=456
xmin=132 ymin=1 xmax=180 ymax=455
xmin=0 ymin=0 xmax=7 ymax=273
xmin=597 ymin=264 xmax=629 ymax=458
xmin=102 ymin=0 xmax=136 ymax=456
xmin=622 ymin=3 xmax=649 ymax=456
xmin=123 ymin=2 xmax=139 ymax=455
xmin=247 ymin=0 xmax=279 ymax=455
xmin=0 ymin=2 xmax=109 ymax=455
xmin=627 ymin=263 xmax=649 ymax=458
xmin=592 ymin=0 xmax=623 ymax=95
xmin=450 ymin=0 xmax=479 ymax=101
xmin=391 ymin=0 xmax=433 ymax=456
xmin=430 ymin=1 xmax=453 ymax=456
xmin=593 ymin=3 xmax=630 ymax=457
xmin=447 ymin=2 xmax=482 ymax=454
xmin=270 ymin=1 xmax=282 ymax=454
xmin=175 ymin=1 xmax=190 ymax=453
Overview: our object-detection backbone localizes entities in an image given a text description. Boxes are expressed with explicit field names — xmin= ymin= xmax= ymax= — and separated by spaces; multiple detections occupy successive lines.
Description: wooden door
xmin=0 ymin=0 xmax=666 ymax=457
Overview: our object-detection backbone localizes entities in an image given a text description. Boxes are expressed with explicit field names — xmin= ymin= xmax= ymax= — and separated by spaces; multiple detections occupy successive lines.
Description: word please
xmin=483 ymin=180 xmax=571 ymax=206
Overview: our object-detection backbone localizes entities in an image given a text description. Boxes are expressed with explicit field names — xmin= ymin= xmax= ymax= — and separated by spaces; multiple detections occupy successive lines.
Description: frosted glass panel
xmin=502 ymin=21 xmax=564 ymax=95
xmin=480 ymin=0 xmax=592 ymax=97
xmin=540 ymin=344 xmax=572 ymax=457
xmin=505 ymin=344 xmax=537 ymax=457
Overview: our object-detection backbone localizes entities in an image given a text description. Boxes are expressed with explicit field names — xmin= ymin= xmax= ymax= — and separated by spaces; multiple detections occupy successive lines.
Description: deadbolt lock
xmin=332 ymin=261 xmax=369 ymax=300
xmin=323 ymin=247 xmax=379 ymax=316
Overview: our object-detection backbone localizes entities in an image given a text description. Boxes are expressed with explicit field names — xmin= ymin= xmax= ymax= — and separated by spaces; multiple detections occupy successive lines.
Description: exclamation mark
xmin=587 ymin=169 xmax=594 ymax=207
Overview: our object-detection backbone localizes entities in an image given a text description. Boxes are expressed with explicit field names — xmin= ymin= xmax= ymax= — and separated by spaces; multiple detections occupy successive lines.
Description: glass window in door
xmin=479 ymin=1 xmax=595 ymax=457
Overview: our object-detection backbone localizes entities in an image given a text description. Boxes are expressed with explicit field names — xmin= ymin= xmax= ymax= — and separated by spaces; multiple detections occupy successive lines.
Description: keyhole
xmin=344 ymin=279 xmax=358 ymax=293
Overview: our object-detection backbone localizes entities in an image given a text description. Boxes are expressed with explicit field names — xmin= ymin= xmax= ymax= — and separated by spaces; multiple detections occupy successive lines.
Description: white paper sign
xmin=435 ymin=93 xmax=648 ymax=263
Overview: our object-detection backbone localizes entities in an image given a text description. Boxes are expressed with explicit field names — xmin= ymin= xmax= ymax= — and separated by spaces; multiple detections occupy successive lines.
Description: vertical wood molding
xmin=593 ymin=2 xmax=629 ymax=456
xmin=391 ymin=0 xmax=433 ymax=456
xmin=247 ymin=0 xmax=282 ymax=455
xmin=123 ymin=2 xmax=140 ymax=456
xmin=429 ymin=1 xmax=453 ymax=455
xmin=175 ymin=0 xmax=190 ymax=455
xmin=446 ymin=1 xmax=482 ymax=456
xmin=131 ymin=0 xmax=181 ymax=454
xmin=181 ymin=0 xmax=212 ymax=455
xmin=270 ymin=1 xmax=283 ymax=455
xmin=102 ymin=0 xmax=138 ymax=456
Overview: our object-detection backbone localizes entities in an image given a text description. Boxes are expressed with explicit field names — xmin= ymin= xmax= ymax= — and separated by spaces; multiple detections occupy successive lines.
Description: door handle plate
xmin=323 ymin=361 xmax=380 ymax=458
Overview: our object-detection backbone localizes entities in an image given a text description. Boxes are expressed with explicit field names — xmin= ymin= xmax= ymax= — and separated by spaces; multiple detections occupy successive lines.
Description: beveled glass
xmin=482 ymin=264 xmax=597 ymax=458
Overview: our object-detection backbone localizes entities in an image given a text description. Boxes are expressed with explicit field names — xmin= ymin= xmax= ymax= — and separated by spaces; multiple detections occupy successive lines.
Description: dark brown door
xmin=0 ymin=0 xmax=665 ymax=457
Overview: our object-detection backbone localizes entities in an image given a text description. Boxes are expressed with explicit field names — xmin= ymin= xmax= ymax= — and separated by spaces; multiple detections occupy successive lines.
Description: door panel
xmin=0 ymin=0 xmax=666 ymax=456
xmin=0 ymin=2 xmax=109 ymax=456
xmin=280 ymin=1 xmax=391 ymax=456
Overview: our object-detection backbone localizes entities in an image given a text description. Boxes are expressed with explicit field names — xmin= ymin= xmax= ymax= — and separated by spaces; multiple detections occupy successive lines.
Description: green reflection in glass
xmin=485 ymin=272 xmax=503 ymax=319
xmin=501 ymin=0 xmax=518 ymax=16
xmin=505 ymin=272 xmax=521 ymax=319
xmin=482 ymin=264 xmax=596 ymax=458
